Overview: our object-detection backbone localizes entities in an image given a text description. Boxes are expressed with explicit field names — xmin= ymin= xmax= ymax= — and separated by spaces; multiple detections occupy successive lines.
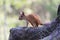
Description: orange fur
xmin=19 ymin=11 xmax=43 ymax=27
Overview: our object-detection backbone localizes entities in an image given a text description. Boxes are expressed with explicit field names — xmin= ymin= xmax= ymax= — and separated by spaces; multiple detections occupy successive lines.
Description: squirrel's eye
xmin=21 ymin=15 xmax=23 ymax=17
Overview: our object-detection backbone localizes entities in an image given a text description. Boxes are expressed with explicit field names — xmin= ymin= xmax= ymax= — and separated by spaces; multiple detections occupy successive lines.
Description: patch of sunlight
xmin=0 ymin=12 xmax=4 ymax=26
xmin=0 ymin=12 xmax=4 ymax=19
xmin=26 ymin=0 xmax=32 ymax=4
xmin=0 ymin=0 xmax=3 ymax=6
xmin=0 ymin=26 xmax=11 ymax=40
xmin=0 ymin=26 xmax=5 ymax=40
xmin=24 ymin=8 xmax=33 ymax=15
xmin=7 ymin=17 xmax=18 ymax=23
xmin=44 ymin=11 xmax=51 ymax=23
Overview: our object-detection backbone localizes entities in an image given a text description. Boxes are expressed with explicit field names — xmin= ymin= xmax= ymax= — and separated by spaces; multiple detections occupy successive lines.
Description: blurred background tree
xmin=0 ymin=0 xmax=60 ymax=40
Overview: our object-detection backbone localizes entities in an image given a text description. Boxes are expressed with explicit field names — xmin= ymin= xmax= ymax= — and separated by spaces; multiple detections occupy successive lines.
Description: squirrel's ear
xmin=22 ymin=11 xmax=24 ymax=15
xmin=19 ymin=11 xmax=23 ymax=14
xmin=19 ymin=11 xmax=25 ymax=15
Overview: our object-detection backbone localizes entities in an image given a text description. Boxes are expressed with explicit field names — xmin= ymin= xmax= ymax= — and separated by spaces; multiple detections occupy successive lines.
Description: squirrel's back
xmin=26 ymin=13 xmax=43 ymax=27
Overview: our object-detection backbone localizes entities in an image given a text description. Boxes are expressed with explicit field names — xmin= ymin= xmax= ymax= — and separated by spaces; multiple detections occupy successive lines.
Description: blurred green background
xmin=0 ymin=0 xmax=60 ymax=40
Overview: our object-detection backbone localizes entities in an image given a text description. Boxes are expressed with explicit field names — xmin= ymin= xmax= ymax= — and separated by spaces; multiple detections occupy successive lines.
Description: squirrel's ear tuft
xmin=22 ymin=11 xmax=24 ymax=15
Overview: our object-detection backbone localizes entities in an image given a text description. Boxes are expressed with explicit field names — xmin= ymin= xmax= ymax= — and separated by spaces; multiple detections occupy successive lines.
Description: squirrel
xmin=19 ymin=11 xmax=43 ymax=27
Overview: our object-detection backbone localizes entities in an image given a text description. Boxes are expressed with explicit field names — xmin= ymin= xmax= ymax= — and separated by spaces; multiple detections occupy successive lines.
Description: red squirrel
xmin=19 ymin=11 xmax=43 ymax=27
